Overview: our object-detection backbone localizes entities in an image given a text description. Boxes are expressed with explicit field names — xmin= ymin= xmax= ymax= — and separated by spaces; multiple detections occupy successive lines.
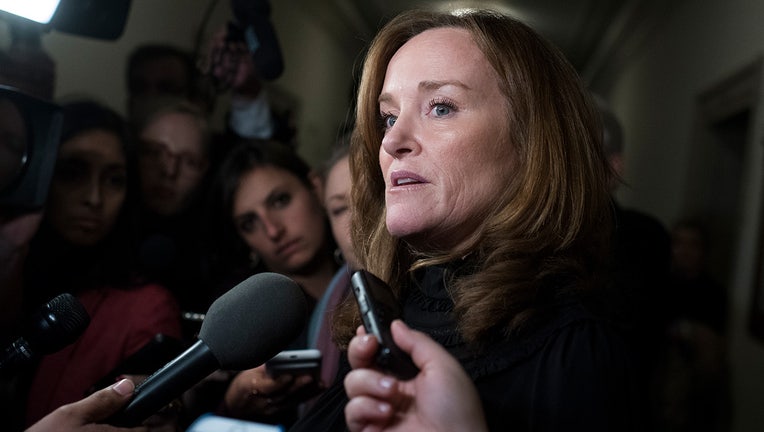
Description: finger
xmin=268 ymin=376 xmax=322 ymax=407
xmin=344 ymin=369 xmax=396 ymax=399
xmin=62 ymin=379 xmax=136 ymax=423
xmin=253 ymin=373 xmax=295 ymax=398
xmin=348 ymin=333 xmax=379 ymax=369
xmin=355 ymin=325 xmax=367 ymax=336
xmin=390 ymin=320 xmax=459 ymax=371
xmin=345 ymin=396 xmax=392 ymax=432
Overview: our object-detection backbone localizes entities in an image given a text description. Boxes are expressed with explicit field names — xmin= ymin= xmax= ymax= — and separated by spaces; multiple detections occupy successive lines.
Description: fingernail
xmin=111 ymin=378 xmax=134 ymax=396
xmin=379 ymin=377 xmax=394 ymax=389
xmin=361 ymin=334 xmax=373 ymax=346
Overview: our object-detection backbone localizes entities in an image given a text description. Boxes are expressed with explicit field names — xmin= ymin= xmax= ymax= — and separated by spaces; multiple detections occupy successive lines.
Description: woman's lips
xmin=73 ymin=216 xmax=101 ymax=231
xmin=277 ymin=239 xmax=301 ymax=257
xmin=390 ymin=170 xmax=427 ymax=187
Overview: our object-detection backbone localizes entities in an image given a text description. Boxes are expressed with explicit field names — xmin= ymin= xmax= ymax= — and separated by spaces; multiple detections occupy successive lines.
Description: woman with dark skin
xmin=22 ymin=101 xmax=181 ymax=428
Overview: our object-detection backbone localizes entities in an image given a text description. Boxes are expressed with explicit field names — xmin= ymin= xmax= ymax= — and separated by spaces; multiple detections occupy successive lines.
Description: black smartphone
xmin=265 ymin=349 xmax=322 ymax=379
xmin=350 ymin=270 xmax=419 ymax=380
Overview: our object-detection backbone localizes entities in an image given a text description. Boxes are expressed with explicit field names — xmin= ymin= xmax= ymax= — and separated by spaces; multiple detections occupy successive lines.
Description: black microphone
xmin=108 ymin=272 xmax=308 ymax=427
xmin=231 ymin=0 xmax=284 ymax=80
xmin=0 ymin=293 xmax=90 ymax=371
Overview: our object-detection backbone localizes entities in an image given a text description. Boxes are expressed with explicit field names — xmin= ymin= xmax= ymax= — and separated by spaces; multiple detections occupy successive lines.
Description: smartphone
xmin=265 ymin=349 xmax=322 ymax=379
xmin=350 ymin=270 xmax=419 ymax=380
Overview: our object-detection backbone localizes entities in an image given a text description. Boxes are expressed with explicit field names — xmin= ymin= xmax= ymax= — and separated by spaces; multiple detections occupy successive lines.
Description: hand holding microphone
xmin=108 ymin=272 xmax=308 ymax=427
xmin=1 ymin=292 xmax=90 ymax=372
xmin=26 ymin=379 xmax=143 ymax=432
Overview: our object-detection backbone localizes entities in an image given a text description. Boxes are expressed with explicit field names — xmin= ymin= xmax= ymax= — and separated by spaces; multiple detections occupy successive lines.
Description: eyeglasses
xmin=140 ymin=141 xmax=205 ymax=172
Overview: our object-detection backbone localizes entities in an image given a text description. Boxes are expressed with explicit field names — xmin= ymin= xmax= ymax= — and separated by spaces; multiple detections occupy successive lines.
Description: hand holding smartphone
xmin=350 ymin=270 xmax=419 ymax=380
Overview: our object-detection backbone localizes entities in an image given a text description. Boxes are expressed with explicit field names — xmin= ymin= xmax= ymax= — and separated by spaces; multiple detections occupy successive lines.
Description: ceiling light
xmin=0 ymin=0 xmax=61 ymax=24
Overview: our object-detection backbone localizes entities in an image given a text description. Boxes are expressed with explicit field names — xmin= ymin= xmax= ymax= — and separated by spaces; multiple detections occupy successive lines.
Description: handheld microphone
xmin=0 ymin=293 xmax=90 ymax=371
xmin=108 ymin=272 xmax=308 ymax=427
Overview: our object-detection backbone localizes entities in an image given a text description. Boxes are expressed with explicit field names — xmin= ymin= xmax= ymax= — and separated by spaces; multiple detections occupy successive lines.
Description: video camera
xmin=0 ymin=85 xmax=62 ymax=213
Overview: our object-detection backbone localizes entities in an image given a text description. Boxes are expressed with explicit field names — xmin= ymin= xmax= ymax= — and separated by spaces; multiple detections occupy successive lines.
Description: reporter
xmin=23 ymin=100 xmax=182 ymax=426
xmin=212 ymin=140 xmax=337 ymax=425
xmin=26 ymin=379 xmax=147 ymax=432
xmin=344 ymin=320 xmax=487 ymax=432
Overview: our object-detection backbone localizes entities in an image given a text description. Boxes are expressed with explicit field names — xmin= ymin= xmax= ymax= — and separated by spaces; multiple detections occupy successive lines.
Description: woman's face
xmin=138 ymin=111 xmax=207 ymax=216
xmin=47 ymin=129 xmax=127 ymax=246
xmin=378 ymin=27 xmax=513 ymax=249
xmin=233 ymin=165 xmax=328 ymax=275
xmin=323 ymin=155 xmax=358 ymax=269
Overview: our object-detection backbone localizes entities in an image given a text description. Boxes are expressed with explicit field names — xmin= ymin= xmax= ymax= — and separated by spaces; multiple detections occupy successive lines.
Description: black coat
xmin=290 ymin=265 xmax=640 ymax=431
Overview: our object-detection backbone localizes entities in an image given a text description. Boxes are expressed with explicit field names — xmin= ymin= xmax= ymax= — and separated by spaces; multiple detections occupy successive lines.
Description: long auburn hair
xmin=333 ymin=9 xmax=614 ymax=347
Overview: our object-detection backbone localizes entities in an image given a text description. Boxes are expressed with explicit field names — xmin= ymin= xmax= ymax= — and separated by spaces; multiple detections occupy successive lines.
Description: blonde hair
xmin=334 ymin=9 xmax=613 ymax=347
xmin=131 ymin=96 xmax=211 ymax=157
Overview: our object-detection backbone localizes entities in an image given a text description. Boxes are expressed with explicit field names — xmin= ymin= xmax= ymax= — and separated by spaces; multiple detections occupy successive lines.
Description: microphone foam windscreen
xmin=29 ymin=293 xmax=90 ymax=353
xmin=199 ymin=272 xmax=307 ymax=370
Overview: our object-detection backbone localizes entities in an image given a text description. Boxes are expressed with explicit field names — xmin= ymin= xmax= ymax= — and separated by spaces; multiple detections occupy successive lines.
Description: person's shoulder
xmin=470 ymin=301 xmax=630 ymax=378
xmin=549 ymin=302 xmax=632 ymax=356
xmin=536 ymin=301 xmax=630 ymax=351
xmin=617 ymin=206 xmax=669 ymax=238
xmin=100 ymin=282 xmax=178 ymax=307
xmin=130 ymin=281 xmax=175 ymax=295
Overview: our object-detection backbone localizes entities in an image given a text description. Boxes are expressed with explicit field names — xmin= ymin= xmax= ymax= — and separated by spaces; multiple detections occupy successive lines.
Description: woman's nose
xmin=380 ymin=114 xmax=419 ymax=159
xmin=84 ymin=178 xmax=102 ymax=208
xmin=260 ymin=214 xmax=284 ymax=239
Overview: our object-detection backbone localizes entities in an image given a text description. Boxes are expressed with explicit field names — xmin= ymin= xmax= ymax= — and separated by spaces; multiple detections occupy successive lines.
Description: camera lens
xmin=0 ymin=97 xmax=29 ymax=192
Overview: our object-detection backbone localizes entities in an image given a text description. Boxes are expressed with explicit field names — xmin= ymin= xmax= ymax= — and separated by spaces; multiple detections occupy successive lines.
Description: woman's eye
xmin=273 ymin=193 xmax=291 ymax=208
xmin=432 ymin=103 xmax=453 ymax=117
xmin=54 ymin=160 xmax=88 ymax=183
xmin=104 ymin=170 xmax=127 ymax=189
xmin=380 ymin=112 xmax=397 ymax=129
xmin=107 ymin=175 xmax=127 ymax=189
xmin=238 ymin=216 xmax=256 ymax=234
xmin=330 ymin=205 xmax=348 ymax=218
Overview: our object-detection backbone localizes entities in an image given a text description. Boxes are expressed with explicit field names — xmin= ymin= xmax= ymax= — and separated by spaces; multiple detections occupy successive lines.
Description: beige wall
xmin=269 ymin=0 xmax=359 ymax=165
xmin=42 ymin=0 xmax=231 ymax=120
xmin=25 ymin=0 xmax=356 ymax=167
xmin=609 ymin=0 xmax=764 ymax=430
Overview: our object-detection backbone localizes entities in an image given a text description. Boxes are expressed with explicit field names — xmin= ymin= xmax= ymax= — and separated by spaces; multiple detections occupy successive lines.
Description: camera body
xmin=0 ymin=85 xmax=62 ymax=212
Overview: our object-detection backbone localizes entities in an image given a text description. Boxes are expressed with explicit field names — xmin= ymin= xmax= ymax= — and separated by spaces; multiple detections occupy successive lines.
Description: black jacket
xmin=290 ymin=265 xmax=640 ymax=431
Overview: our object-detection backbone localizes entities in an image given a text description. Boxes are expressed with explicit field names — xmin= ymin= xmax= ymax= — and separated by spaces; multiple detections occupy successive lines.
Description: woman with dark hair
xmin=290 ymin=8 xmax=638 ymax=431
xmin=22 ymin=100 xmax=181 ymax=427
xmin=209 ymin=139 xmax=339 ymax=426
